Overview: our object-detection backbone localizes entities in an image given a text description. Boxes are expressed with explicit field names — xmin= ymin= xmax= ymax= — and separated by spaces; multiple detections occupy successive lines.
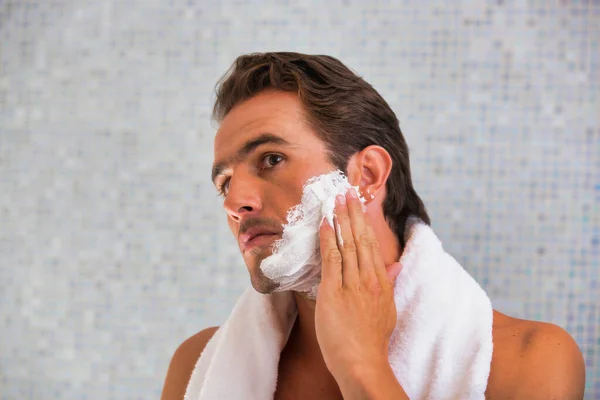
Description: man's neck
xmin=289 ymin=291 xmax=321 ymax=360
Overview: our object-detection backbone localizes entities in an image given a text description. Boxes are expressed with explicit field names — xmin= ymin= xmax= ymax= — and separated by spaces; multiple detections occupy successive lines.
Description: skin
xmin=161 ymin=90 xmax=586 ymax=400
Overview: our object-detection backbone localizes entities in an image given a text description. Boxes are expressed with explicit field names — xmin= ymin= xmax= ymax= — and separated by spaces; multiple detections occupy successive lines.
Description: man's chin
xmin=249 ymin=274 xmax=280 ymax=294
xmin=245 ymin=255 xmax=280 ymax=294
xmin=245 ymin=244 xmax=274 ymax=259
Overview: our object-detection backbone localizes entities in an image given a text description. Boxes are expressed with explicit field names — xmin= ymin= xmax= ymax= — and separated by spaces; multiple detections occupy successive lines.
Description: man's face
xmin=212 ymin=91 xmax=337 ymax=293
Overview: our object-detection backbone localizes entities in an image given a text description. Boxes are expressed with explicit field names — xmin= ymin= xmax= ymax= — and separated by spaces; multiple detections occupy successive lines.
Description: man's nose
xmin=223 ymin=172 xmax=263 ymax=222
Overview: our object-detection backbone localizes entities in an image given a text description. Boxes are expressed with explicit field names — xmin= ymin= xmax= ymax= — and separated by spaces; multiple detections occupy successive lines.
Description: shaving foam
xmin=259 ymin=170 xmax=365 ymax=299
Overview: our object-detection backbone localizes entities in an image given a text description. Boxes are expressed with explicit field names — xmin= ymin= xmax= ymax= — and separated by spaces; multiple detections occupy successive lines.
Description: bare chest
xmin=273 ymin=347 xmax=523 ymax=400
xmin=274 ymin=363 xmax=517 ymax=400
xmin=274 ymin=361 xmax=520 ymax=400
xmin=273 ymin=354 xmax=343 ymax=400
xmin=274 ymin=374 xmax=343 ymax=400
xmin=274 ymin=313 xmax=529 ymax=400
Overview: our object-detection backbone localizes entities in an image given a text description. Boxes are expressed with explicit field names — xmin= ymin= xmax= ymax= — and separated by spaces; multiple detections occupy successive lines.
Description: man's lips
xmin=239 ymin=227 xmax=282 ymax=251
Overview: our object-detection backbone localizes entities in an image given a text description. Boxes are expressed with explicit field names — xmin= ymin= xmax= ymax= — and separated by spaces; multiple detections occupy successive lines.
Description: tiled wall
xmin=0 ymin=0 xmax=598 ymax=398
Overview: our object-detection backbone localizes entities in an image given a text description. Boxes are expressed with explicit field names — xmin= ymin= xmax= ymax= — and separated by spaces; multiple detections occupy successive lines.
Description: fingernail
xmin=362 ymin=203 xmax=367 ymax=212
xmin=348 ymin=187 xmax=358 ymax=199
xmin=336 ymin=194 xmax=346 ymax=205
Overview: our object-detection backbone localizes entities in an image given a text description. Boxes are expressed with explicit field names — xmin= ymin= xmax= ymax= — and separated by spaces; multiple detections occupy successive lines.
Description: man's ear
xmin=346 ymin=145 xmax=392 ymax=203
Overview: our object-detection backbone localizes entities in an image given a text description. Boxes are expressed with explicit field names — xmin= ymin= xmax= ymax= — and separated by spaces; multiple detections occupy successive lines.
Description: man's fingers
xmin=345 ymin=188 xmax=378 ymax=285
xmin=386 ymin=261 xmax=403 ymax=284
xmin=319 ymin=218 xmax=343 ymax=289
xmin=363 ymin=221 xmax=395 ymax=288
xmin=334 ymin=194 xmax=359 ymax=286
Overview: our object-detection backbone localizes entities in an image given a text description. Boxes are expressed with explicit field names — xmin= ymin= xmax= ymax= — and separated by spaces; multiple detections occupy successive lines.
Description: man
xmin=161 ymin=52 xmax=585 ymax=399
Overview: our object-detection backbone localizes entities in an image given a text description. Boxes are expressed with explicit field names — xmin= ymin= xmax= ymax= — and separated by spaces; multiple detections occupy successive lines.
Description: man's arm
xmin=337 ymin=362 xmax=409 ymax=400
xmin=514 ymin=323 xmax=585 ymax=400
xmin=160 ymin=326 xmax=219 ymax=400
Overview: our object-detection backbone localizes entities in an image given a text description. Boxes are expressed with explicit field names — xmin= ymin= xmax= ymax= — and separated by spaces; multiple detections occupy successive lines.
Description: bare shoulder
xmin=160 ymin=326 xmax=220 ymax=400
xmin=488 ymin=310 xmax=585 ymax=400
xmin=513 ymin=319 xmax=586 ymax=399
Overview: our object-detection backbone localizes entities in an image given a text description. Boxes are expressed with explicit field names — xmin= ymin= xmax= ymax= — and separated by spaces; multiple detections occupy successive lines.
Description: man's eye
xmin=261 ymin=154 xmax=283 ymax=168
xmin=218 ymin=179 xmax=230 ymax=196
xmin=216 ymin=155 xmax=282 ymax=197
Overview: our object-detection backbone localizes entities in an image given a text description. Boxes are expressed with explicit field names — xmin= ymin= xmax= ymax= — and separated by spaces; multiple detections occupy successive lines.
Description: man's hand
xmin=315 ymin=187 xmax=408 ymax=399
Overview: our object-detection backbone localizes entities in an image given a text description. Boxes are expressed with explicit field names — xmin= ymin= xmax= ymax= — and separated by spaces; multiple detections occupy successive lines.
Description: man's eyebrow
xmin=211 ymin=133 xmax=294 ymax=184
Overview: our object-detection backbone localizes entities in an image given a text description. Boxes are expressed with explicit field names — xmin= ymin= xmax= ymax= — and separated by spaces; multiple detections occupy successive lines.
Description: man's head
xmin=211 ymin=52 xmax=430 ymax=293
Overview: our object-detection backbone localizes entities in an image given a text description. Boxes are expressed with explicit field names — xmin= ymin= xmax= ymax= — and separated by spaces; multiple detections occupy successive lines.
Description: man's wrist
xmin=335 ymin=361 xmax=409 ymax=400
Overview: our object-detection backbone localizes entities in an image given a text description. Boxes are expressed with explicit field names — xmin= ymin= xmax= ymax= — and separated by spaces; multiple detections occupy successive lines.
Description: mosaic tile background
xmin=0 ymin=0 xmax=598 ymax=399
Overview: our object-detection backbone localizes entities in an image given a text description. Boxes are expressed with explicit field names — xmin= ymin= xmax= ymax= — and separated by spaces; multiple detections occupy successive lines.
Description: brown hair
xmin=212 ymin=52 xmax=430 ymax=244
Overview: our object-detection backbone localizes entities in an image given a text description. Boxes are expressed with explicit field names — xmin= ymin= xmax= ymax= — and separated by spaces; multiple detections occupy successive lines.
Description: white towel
xmin=184 ymin=217 xmax=494 ymax=400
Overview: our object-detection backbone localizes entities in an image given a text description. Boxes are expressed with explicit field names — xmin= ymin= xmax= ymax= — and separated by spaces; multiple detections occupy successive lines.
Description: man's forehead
xmin=214 ymin=91 xmax=306 ymax=153
xmin=214 ymin=120 xmax=291 ymax=159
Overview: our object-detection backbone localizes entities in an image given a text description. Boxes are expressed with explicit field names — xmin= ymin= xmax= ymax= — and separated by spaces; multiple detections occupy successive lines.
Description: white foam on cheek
xmin=259 ymin=170 xmax=364 ymax=299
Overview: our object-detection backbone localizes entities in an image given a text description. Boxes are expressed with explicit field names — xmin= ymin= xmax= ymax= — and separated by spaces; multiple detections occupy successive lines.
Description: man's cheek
xmin=226 ymin=217 xmax=237 ymax=235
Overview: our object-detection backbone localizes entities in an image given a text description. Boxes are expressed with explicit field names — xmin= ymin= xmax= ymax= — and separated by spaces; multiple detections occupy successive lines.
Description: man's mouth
xmin=239 ymin=228 xmax=282 ymax=252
